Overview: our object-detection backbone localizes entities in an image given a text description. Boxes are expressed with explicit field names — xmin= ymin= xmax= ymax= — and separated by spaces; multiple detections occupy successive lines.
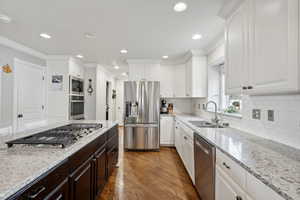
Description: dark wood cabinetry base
xmin=8 ymin=125 xmax=119 ymax=200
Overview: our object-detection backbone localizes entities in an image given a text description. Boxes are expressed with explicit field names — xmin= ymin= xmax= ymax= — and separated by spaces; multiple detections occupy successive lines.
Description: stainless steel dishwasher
xmin=194 ymin=133 xmax=216 ymax=200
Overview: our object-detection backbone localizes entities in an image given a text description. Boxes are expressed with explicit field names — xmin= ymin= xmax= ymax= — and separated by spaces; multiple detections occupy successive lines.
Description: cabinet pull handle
xmin=27 ymin=186 xmax=46 ymax=199
xmin=55 ymin=194 xmax=63 ymax=200
xmin=242 ymin=86 xmax=247 ymax=90
xmin=236 ymin=196 xmax=243 ymax=200
xmin=247 ymin=86 xmax=253 ymax=89
xmin=223 ymin=162 xmax=231 ymax=169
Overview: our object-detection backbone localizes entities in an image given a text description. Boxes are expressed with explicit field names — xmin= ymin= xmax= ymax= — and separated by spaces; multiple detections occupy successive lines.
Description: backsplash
xmin=163 ymin=98 xmax=195 ymax=114
xmin=192 ymin=95 xmax=300 ymax=149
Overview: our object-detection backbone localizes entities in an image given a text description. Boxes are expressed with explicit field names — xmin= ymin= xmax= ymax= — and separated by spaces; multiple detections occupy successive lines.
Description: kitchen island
xmin=0 ymin=120 xmax=118 ymax=200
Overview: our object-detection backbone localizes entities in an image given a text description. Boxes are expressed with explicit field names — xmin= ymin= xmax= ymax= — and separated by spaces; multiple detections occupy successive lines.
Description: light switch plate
xmin=268 ymin=110 xmax=274 ymax=121
xmin=252 ymin=109 xmax=261 ymax=120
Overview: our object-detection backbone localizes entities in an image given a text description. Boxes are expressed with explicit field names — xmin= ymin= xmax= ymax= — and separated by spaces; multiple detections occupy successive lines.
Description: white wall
xmin=84 ymin=66 xmax=97 ymax=120
xmin=95 ymin=65 xmax=116 ymax=121
xmin=0 ymin=43 xmax=46 ymax=130
xmin=46 ymin=58 xmax=70 ymax=121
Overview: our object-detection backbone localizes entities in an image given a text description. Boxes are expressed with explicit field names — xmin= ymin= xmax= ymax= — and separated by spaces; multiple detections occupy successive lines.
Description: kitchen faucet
xmin=205 ymin=101 xmax=220 ymax=125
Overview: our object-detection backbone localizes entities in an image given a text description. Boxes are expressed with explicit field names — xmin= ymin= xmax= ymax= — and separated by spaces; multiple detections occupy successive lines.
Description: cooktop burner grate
xmin=6 ymin=123 xmax=103 ymax=148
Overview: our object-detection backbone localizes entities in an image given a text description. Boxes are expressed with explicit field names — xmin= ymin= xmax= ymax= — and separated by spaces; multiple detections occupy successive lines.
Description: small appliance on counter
xmin=160 ymin=99 xmax=168 ymax=114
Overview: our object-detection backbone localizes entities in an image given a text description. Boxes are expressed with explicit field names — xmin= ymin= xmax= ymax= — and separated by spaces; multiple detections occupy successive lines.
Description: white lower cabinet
xmin=160 ymin=116 xmax=174 ymax=146
xmin=174 ymin=120 xmax=195 ymax=184
xmin=216 ymin=149 xmax=284 ymax=200
xmin=216 ymin=165 xmax=246 ymax=200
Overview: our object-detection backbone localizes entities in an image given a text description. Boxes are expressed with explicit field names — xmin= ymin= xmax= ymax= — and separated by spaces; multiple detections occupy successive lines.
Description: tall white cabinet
xmin=225 ymin=0 xmax=300 ymax=95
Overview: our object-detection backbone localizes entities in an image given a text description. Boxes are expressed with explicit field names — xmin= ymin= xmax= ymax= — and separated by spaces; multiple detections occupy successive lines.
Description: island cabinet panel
xmin=69 ymin=157 xmax=93 ymax=200
xmin=6 ymin=125 xmax=119 ymax=200
xmin=44 ymin=178 xmax=69 ymax=200
xmin=93 ymin=146 xmax=107 ymax=197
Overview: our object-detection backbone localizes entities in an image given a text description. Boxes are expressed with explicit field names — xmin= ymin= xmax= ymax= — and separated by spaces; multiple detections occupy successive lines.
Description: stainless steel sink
xmin=188 ymin=121 xmax=225 ymax=128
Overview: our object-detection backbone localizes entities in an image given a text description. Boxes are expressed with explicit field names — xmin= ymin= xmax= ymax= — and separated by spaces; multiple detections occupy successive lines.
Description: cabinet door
xmin=185 ymin=138 xmax=195 ymax=184
xmin=160 ymin=117 xmax=174 ymax=145
xmin=225 ymin=2 xmax=249 ymax=95
xmin=173 ymin=64 xmax=186 ymax=97
xmin=174 ymin=122 xmax=181 ymax=152
xmin=185 ymin=60 xmax=192 ymax=97
xmin=216 ymin=166 xmax=246 ymax=200
xmin=94 ymin=148 xmax=107 ymax=197
xmin=45 ymin=178 xmax=69 ymax=200
xmin=248 ymin=0 xmax=298 ymax=94
xmin=69 ymin=160 xmax=93 ymax=200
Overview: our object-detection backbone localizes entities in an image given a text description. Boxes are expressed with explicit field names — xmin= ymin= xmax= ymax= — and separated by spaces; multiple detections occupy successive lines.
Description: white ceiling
xmin=0 ymin=0 xmax=226 ymax=74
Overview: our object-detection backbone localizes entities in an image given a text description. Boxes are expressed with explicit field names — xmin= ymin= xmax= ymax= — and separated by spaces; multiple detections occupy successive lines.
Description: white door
xmin=215 ymin=166 xmax=246 ymax=200
xmin=14 ymin=59 xmax=46 ymax=131
xmin=115 ymin=80 xmax=124 ymax=125
xmin=225 ymin=1 xmax=249 ymax=95
xmin=248 ymin=0 xmax=298 ymax=94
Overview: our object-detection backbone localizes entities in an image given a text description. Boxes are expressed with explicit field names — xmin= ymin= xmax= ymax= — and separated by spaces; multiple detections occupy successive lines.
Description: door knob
xmin=242 ymin=86 xmax=247 ymax=90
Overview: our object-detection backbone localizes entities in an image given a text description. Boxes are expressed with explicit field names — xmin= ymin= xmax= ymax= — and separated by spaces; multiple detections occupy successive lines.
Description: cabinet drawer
xmin=246 ymin=172 xmax=284 ymax=200
xmin=216 ymin=149 xmax=246 ymax=190
xmin=18 ymin=160 xmax=69 ymax=200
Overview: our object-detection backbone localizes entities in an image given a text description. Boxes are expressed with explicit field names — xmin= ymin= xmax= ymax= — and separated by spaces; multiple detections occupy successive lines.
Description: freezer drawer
xmin=124 ymin=124 xmax=159 ymax=150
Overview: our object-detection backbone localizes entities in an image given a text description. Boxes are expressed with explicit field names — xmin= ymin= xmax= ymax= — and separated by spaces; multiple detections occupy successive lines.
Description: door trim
xmin=12 ymin=58 xmax=46 ymax=132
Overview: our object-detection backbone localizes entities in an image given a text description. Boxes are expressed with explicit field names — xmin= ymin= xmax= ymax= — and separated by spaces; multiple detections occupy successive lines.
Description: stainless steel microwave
xmin=69 ymin=76 xmax=84 ymax=95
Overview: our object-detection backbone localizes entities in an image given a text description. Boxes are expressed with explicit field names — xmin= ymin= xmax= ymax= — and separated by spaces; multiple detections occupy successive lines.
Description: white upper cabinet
xmin=225 ymin=1 xmax=249 ymax=95
xmin=173 ymin=64 xmax=186 ymax=97
xmin=225 ymin=0 xmax=300 ymax=95
xmin=248 ymin=0 xmax=299 ymax=94
xmin=185 ymin=53 xmax=208 ymax=98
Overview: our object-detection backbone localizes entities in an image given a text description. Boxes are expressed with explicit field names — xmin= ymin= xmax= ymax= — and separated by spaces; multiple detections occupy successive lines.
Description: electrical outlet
xmin=267 ymin=110 xmax=274 ymax=121
xmin=252 ymin=109 xmax=261 ymax=120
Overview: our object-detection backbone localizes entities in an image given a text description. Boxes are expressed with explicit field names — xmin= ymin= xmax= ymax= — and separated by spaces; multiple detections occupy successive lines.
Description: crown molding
xmin=46 ymin=55 xmax=71 ymax=61
xmin=84 ymin=63 xmax=98 ymax=68
xmin=218 ymin=0 xmax=244 ymax=19
xmin=204 ymin=32 xmax=225 ymax=55
xmin=0 ymin=35 xmax=47 ymax=59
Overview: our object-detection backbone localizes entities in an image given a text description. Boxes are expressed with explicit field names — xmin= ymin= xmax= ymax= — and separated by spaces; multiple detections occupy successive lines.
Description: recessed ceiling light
xmin=192 ymin=34 xmax=202 ymax=40
xmin=174 ymin=2 xmax=187 ymax=12
xmin=120 ymin=49 xmax=128 ymax=54
xmin=76 ymin=54 xmax=84 ymax=59
xmin=122 ymin=72 xmax=128 ymax=76
xmin=0 ymin=14 xmax=12 ymax=23
xmin=40 ymin=33 xmax=52 ymax=39
xmin=84 ymin=33 xmax=96 ymax=39
xmin=114 ymin=65 xmax=120 ymax=69
xmin=162 ymin=56 xmax=169 ymax=59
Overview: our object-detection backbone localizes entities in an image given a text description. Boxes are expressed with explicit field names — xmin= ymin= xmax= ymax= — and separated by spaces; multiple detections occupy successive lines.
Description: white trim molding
xmin=218 ymin=0 xmax=245 ymax=19
xmin=0 ymin=35 xmax=47 ymax=59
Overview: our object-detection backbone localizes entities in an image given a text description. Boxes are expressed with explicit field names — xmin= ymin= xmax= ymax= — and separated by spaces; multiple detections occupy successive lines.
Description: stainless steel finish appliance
xmin=124 ymin=81 xmax=160 ymax=150
xmin=70 ymin=76 xmax=84 ymax=96
xmin=194 ymin=133 xmax=216 ymax=200
xmin=6 ymin=123 xmax=103 ymax=148
xmin=69 ymin=76 xmax=84 ymax=120
xmin=70 ymin=95 xmax=84 ymax=120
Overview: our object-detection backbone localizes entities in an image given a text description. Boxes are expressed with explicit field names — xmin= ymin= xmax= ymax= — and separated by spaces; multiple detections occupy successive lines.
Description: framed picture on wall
xmin=51 ymin=75 xmax=63 ymax=91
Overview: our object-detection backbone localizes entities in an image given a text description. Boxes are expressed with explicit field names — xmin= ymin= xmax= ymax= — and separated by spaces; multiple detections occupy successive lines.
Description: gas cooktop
xmin=6 ymin=123 xmax=103 ymax=148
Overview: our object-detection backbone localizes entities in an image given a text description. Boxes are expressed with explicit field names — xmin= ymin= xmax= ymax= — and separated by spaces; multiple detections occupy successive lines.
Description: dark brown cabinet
xmin=93 ymin=147 xmax=107 ymax=197
xmin=44 ymin=178 xmax=69 ymax=200
xmin=69 ymin=158 xmax=93 ymax=200
xmin=8 ymin=125 xmax=119 ymax=200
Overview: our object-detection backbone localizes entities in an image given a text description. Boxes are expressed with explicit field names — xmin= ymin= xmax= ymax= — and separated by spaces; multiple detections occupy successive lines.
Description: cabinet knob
xmin=247 ymin=86 xmax=253 ymax=89
xmin=236 ymin=196 xmax=242 ymax=200
xmin=242 ymin=86 xmax=247 ymax=90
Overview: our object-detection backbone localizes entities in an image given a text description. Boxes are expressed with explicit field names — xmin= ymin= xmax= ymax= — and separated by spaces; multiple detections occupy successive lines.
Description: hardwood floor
xmin=98 ymin=127 xmax=199 ymax=200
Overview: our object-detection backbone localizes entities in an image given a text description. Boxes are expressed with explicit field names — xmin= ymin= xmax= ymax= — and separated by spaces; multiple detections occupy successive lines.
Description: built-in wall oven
xmin=70 ymin=76 xmax=84 ymax=95
xmin=69 ymin=76 xmax=84 ymax=120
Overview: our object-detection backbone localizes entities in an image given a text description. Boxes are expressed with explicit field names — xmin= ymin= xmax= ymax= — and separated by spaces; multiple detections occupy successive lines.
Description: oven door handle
xmin=70 ymin=100 xmax=84 ymax=103
xmin=195 ymin=140 xmax=210 ymax=155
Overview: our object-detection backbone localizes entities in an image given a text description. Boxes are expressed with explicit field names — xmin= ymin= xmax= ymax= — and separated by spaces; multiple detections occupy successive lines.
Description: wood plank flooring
xmin=98 ymin=127 xmax=199 ymax=200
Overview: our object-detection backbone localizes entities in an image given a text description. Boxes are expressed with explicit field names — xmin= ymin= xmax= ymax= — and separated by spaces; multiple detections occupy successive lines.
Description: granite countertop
xmin=0 ymin=120 xmax=118 ymax=200
xmin=175 ymin=114 xmax=300 ymax=200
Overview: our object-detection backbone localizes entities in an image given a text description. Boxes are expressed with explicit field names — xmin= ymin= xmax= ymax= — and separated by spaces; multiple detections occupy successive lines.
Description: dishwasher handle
xmin=195 ymin=139 xmax=210 ymax=155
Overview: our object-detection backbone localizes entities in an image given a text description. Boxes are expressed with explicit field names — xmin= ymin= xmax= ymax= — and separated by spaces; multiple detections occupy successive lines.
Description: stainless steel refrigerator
xmin=123 ymin=81 xmax=160 ymax=150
